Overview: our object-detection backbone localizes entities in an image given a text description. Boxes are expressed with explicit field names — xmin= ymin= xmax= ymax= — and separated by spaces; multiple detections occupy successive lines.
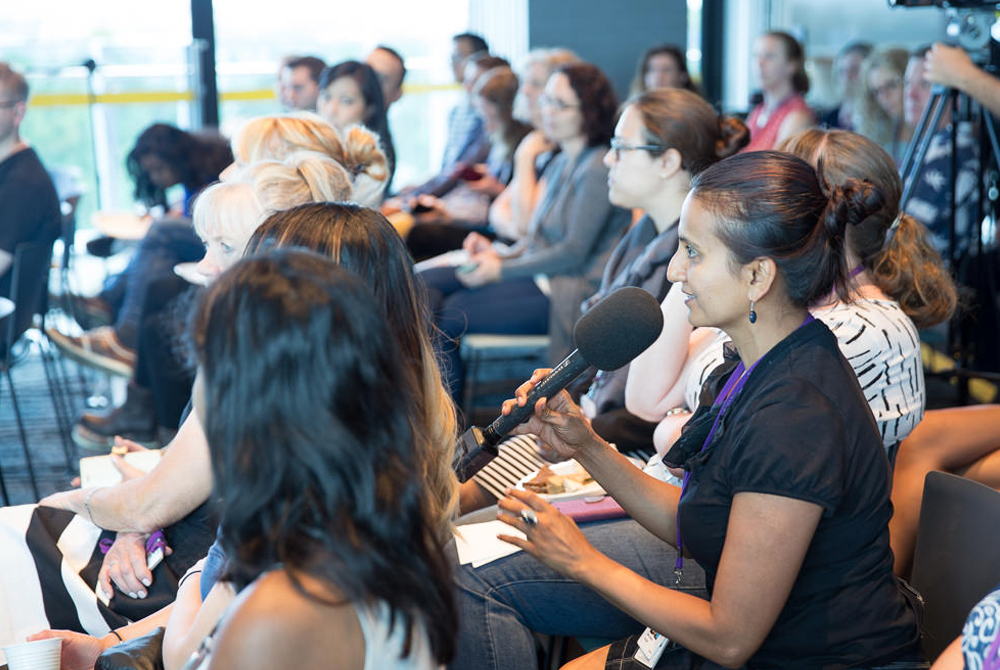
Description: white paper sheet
xmin=454 ymin=520 xmax=526 ymax=568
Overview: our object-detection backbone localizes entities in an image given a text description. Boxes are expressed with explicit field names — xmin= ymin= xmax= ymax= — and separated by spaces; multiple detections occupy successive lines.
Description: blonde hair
xmin=513 ymin=48 xmax=579 ymax=124
xmin=231 ymin=113 xmax=345 ymax=164
xmin=193 ymin=151 xmax=355 ymax=247
xmin=230 ymin=114 xmax=390 ymax=207
xmin=192 ymin=181 xmax=265 ymax=242
xmin=338 ymin=124 xmax=390 ymax=207
xmin=856 ymin=48 xmax=910 ymax=149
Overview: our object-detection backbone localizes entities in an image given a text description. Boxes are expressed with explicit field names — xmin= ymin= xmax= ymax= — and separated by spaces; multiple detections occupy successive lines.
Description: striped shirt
xmin=685 ymin=299 xmax=924 ymax=451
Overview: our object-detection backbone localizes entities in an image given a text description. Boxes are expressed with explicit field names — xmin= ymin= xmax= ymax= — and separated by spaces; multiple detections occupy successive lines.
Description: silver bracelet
xmin=84 ymin=487 xmax=101 ymax=526
xmin=665 ymin=407 xmax=691 ymax=417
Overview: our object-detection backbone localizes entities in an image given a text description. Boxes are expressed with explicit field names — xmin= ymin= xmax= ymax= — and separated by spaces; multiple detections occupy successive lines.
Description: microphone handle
xmin=482 ymin=351 xmax=591 ymax=446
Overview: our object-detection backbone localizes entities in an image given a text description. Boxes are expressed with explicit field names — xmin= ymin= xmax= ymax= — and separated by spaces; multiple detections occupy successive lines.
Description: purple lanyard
xmin=673 ymin=314 xmax=815 ymax=584
xmin=984 ymin=625 xmax=1000 ymax=670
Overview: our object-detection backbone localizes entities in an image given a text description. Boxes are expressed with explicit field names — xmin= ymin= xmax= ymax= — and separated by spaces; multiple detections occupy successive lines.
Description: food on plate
xmin=523 ymin=462 xmax=593 ymax=494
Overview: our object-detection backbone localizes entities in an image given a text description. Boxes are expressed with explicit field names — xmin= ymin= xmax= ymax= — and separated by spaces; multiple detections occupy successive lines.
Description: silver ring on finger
xmin=520 ymin=508 xmax=538 ymax=528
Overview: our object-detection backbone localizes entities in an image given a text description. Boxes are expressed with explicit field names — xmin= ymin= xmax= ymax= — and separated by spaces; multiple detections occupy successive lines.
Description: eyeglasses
xmin=539 ymin=95 xmax=579 ymax=111
xmin=869 ymin=78 xmax=901 ymax=98
xmin=609 ymin=137 xmax=667 ymax=160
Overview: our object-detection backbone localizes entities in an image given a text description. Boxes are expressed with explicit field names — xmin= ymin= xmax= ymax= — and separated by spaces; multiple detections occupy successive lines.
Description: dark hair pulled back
xmin=691 ymin=150 xmax=883 ymax=307
xmin=627 ymin=88 xmax=749 ymax=176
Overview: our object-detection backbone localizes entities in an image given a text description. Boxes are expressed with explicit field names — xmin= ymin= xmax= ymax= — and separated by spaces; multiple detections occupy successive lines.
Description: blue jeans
xmin=450 ymin=518 xmax=707 ymax=670
xmin=100 ymin=218 xmax=204 ymax=349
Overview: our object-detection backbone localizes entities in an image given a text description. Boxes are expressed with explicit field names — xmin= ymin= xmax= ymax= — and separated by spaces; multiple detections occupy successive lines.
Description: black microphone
xmin=81 ymin=59 xmax=97 ymax=73
xmin=453 ymin=286 xmax=663 ymax=482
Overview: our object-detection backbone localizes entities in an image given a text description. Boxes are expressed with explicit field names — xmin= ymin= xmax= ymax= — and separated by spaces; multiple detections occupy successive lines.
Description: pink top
xmin=743 ymin=94 xmax=814 ymax=152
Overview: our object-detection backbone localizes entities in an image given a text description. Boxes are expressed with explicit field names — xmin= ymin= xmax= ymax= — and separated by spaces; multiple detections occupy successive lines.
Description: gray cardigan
xmin=499 ymin=145 xmax=630 ymax=361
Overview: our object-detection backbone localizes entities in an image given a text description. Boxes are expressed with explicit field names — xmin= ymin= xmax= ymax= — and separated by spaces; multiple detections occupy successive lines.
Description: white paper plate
xmin=174 ymin=262 xmax=209 ymax=286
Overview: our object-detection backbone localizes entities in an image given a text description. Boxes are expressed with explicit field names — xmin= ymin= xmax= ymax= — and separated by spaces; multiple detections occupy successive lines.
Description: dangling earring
xmin=749 ymin=301 xmax=757 ymax=324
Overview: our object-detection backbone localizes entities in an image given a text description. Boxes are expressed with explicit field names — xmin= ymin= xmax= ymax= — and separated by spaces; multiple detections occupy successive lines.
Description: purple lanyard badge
xmin=673 ymin=314 xmax=815 ymax=584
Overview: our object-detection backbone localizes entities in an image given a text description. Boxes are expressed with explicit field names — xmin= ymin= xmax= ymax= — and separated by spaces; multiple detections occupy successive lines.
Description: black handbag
xmin=95 ymin=627 xmax=165 ymax=670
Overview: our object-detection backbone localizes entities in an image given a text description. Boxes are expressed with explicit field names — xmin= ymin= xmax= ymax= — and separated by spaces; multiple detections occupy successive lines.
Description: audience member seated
xmin=421 ymin=61 xmax=631 ymax=403
xmin=0 ymin=139 xmax=388 ymax=649
xmin=454 ymin=151 xmax=925 ymax=670
xmin=366 ymin=44 xmax=406 ymax=109
xmin=48 ymin=123 xmax=232 ymax=377
xmin=744 ymin=30 xmax=815 ymax=152
xmin=460 ymin=88 xmax=749 ymax=513
xmin=890 ymin=405 xmax=1000 ymax=578
xmin=902 ymin=45 xmax=979 ymax=263
xmin=819 ymin=40 xmax=871 ymax=131
xmin=483 ymin=48 xmax=578 ymax=243
xmin=70 ymin=115 xmax=388 ymax=451
xmin=406 ymin=65 xmax=531 ymax=260
xmin=317 ymin=59 xmax=396 ymax=187
xmin=855 ymin=48 xmax=911 ymax=163
xmin=0 ymin=62 xmax=60 ymax=323
xmin=384 ymin=32 xmax=491 ymax=206
xmin=188 ymin=250 xmax=456 ymax=669
xmin=628 ymin=128 xmax=957 ymax=457
xmin=276 ymin=55 xmax=325 ymax=111
xmin=28 ymin=226 xmax=458 ymax=669
xmin=628 ymin=43 xmax=699 ymax=97
xmin=930 ymin=579 xmax=1000 ymax=669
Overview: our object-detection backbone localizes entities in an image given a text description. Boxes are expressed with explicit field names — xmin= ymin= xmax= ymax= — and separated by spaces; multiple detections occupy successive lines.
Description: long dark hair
xmin=125 ymin=123 xmax=233 ymax=208
xmin=192 ymin=249 xmax=456 ymax=663
xmin=244 ymin=203 xmax=458 ymax=536
xmin=691 ymin=150 xmax=883 ymax=307
xmin=556 ymin=62 xmax=619 ymax=147
xmin=319 ymin=60 xmax=396 ymax=183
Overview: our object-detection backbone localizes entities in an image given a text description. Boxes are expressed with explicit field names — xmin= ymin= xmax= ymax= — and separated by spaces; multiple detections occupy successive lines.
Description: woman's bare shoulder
xmin=208 ymin=571 xmax=364 ymax=670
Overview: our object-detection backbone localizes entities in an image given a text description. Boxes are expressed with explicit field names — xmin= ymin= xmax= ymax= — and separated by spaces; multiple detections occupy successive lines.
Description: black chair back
xmin=910 ymin=471 xmax=1000 ymax=660
xmin=2 ymin=242 xmax=53 ymax=361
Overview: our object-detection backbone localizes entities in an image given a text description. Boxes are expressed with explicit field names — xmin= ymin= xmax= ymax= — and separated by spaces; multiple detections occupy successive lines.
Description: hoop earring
xmin=749 ymin=301 xmax=757 ymax=324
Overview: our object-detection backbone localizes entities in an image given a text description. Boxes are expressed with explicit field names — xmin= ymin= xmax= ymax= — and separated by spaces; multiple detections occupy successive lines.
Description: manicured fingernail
xmin=138 ymin=591 xmax=146 ymax=599
xmin=141 ymin=578 xmax=151 ymax=587
xmin=128 ymin=592 xmax=137 ymax=599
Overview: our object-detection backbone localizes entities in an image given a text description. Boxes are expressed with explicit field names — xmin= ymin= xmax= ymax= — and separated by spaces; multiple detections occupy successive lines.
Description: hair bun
xmin=715 ymin=116 xmax=750 ymax=159
xmin=340 ymin=125 xmax=389 ymax=182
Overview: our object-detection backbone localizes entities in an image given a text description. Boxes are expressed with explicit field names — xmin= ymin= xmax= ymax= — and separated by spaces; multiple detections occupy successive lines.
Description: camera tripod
xmin=898 ymin=46 xmax=1000 ymax=401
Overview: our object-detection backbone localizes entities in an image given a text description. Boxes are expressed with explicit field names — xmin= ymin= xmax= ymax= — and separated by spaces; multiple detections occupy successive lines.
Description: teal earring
xmin=749 ymin=301 xmax=757 ymax=324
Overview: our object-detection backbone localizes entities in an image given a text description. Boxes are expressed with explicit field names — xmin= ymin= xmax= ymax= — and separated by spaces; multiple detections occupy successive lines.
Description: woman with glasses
xmin=856 ymin=48 xmax=912 ymax=163
xmin=459 ymin=87 xmax=748 ymax=513
xmin=421 ymin=61 xmax=630 ymax=403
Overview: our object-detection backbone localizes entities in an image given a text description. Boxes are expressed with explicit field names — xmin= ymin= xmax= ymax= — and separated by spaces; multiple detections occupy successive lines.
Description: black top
xmin=0 ymin=147 xmax=61 ymax=298
xmin=668 ymin=320 xmax=920 ymax=669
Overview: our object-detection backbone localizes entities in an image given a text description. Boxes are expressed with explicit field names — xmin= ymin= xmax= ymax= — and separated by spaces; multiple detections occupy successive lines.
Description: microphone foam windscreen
xmin=573 ymin=286 xmax=663 ymax=371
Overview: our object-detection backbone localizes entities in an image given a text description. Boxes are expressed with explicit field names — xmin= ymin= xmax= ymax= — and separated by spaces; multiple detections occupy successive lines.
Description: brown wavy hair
xmin=555 ymin=62 xmax=619 ymax=147
xmin=780 ymin=128 xmax=957 ymax=328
